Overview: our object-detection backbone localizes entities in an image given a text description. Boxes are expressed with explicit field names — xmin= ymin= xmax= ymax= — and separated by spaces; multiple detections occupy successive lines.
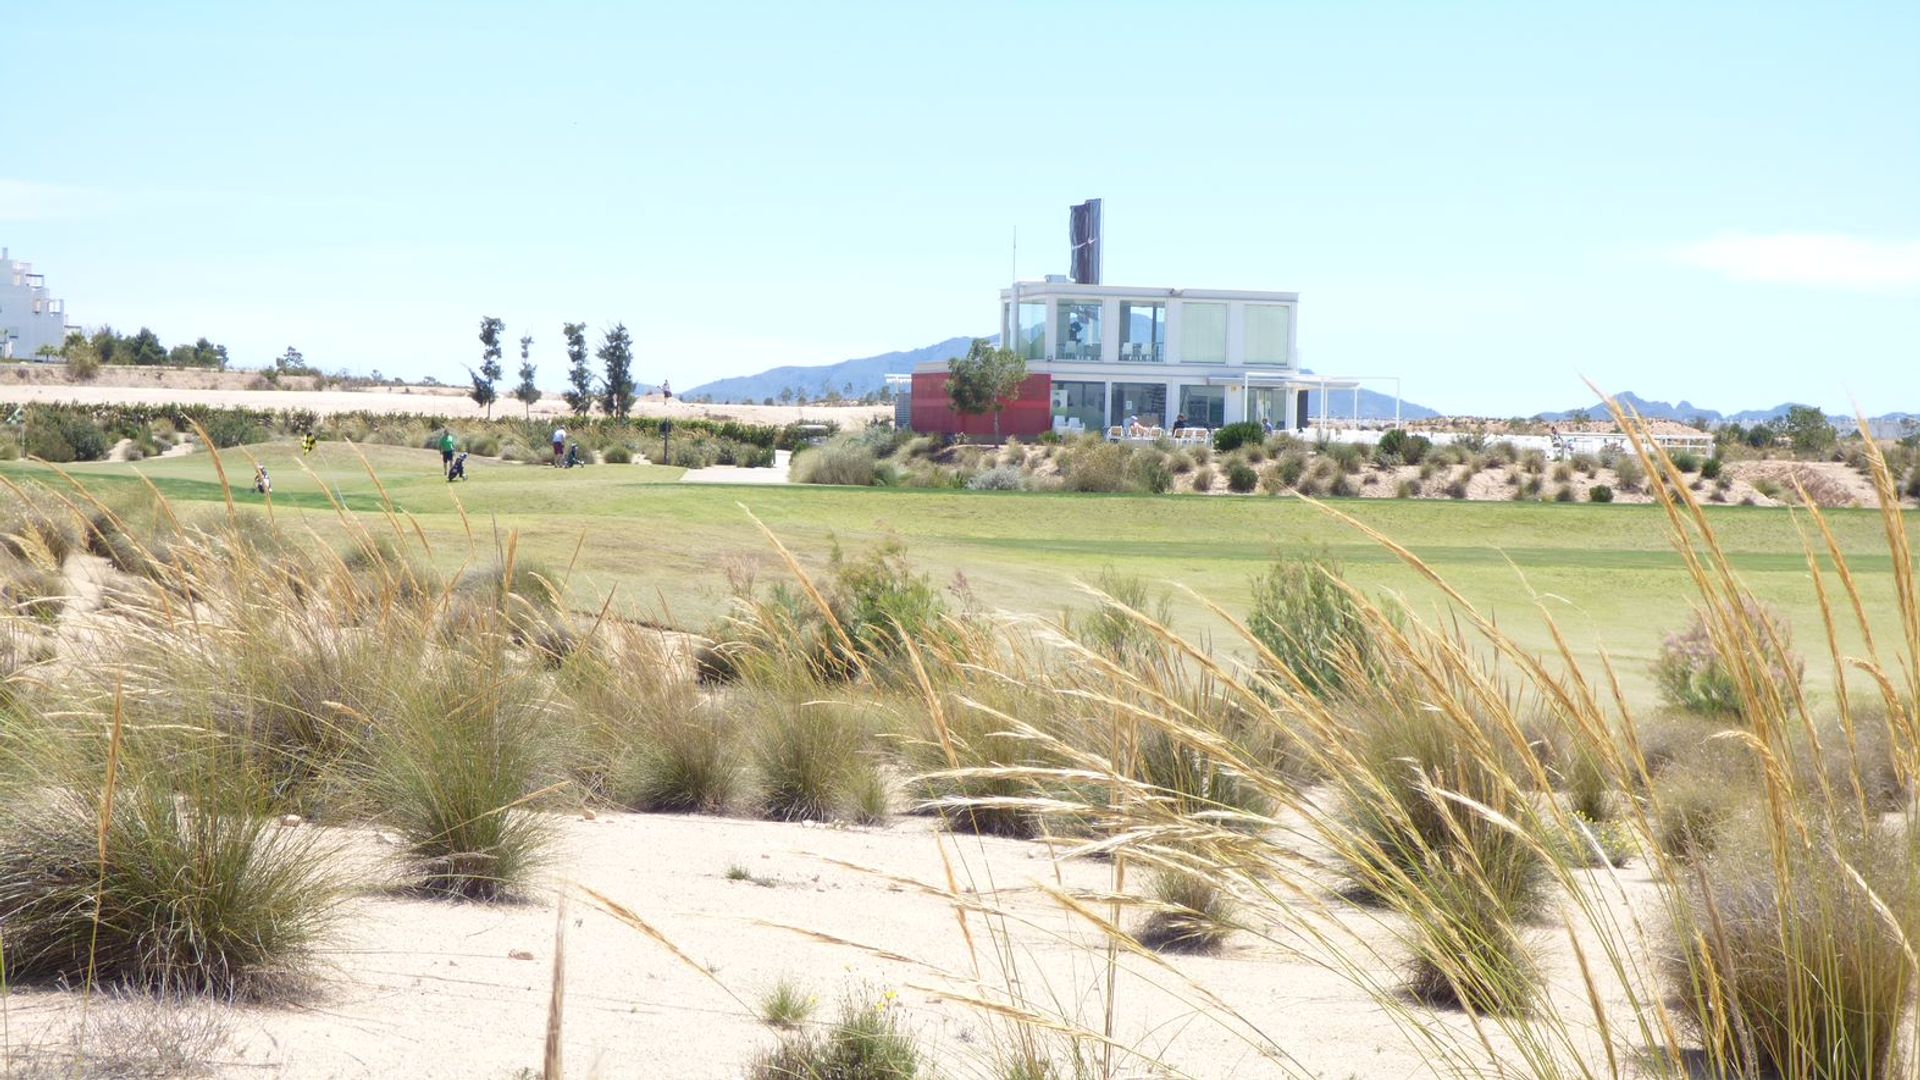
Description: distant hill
xmin=1300 ymin=379 xmax=1440 ymax=422
xmin=683 ymin=337 xmax=979 ymax=403
xmin=685 ymin=337 xmax=1441 ymax=420
xmin=1535 ymin=393 xmax=1918 ymax=432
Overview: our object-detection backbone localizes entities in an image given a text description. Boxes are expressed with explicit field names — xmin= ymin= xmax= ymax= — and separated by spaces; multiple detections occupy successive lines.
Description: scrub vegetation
xmin=0 ymin=409 xmax=1915 ymax=1078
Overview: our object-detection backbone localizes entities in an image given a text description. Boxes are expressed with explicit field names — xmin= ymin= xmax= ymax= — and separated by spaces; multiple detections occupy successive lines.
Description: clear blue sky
xmin=5 ymin=1 xmax=1916 ymax=414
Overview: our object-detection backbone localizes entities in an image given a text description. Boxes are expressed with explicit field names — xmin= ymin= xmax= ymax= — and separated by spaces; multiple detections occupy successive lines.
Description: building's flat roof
xmin=999 ymin=281 xmax=1298 ymax=303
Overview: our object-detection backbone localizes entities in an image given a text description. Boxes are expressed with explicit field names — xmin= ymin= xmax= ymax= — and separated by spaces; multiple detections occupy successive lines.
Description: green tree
xmin=1745 ymin=423 xmax=1777 ymax=449
xmin=778 ymin=386 xmax=794 ymax=405
xmin=945 ymin=337 xmax=1028 ymax=441
xmin=472 ymin=316 xmax=505 ymax=418
xmin=1782 ymin=405 xmax=1836 ymax=455
xmin=561 ymin=322 xmax=594 ymax=416
xmin=512 ymin=333 xmax=541 ymax=419
xmin=127 ymin=327 xmax=166 ymax=366
xmin=597 ymin=323 xmax=636 ymax=418
xmin=90 ymin=325 xmax=121 ymax=365
xmin=276 ymin=346 xmax=306 ymax=373
xmin=1565 ymin=407 xmax=1591 ymax=424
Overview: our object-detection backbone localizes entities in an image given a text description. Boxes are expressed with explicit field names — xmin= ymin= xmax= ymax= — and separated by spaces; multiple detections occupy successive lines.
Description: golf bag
xmin=447 ymin=452 xmax=469 ymax=482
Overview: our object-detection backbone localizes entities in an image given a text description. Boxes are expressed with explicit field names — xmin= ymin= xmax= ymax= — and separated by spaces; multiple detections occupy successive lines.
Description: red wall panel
xmin=909 ymin=372 xmax=1052 ymax=439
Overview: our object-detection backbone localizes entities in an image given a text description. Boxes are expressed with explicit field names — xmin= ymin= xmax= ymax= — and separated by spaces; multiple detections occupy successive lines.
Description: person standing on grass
xmin=438 ymin=428 xmax=456 ymax=477
xmin=551 ymin=425 xmax=567 ymax=468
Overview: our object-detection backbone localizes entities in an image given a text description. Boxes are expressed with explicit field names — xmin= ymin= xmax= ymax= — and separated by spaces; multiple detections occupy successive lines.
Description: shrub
xmin=748 ymin=992 xmax=926 ymax=1079
xmin=1669 ymin=820 xmax=1920 ymax=1080
xmin=1700 ymin=456 xmax=1723 ymax=480
xmin=1135 ymin=868 xmax=1235 ymax=954
xmin=1126 ymin=450 xmax=1173 ymax=494
xmin=1376 ymin=428 xmax=1430 ymax=465
xmin=964 ymin=465 xmax=1024 ymax=491
xmin=365 ymin=654 xmax=556 ymax=899
xmin=0 ymin=780 xmax=343 ymax=994
xmin=1212 ymin=421 xmax=1264 ymax=452
xmin=1444 ymin=477 xmax=1468 ymax=499
xmin=602 ymin=444 xmax=633 ymax=464
xmin=1249 ymin=553 xmax=1379 ymax=698
xmin=760 ymin=977 xmax=817 ymax=1029
xmin=1336 ymin=685 xmax=1545 ymax=1013
xmin=465 ymin=433 xmax=501 ymax=457
xmin=1071 ymin=567 xmax=1173 ymax=663
xmin=196 ymin=411 xmax=267 ymax=449
xmin=750 ymin=690 xmax=883 ymax=823
xmin=1058 ymin=441 xmax=1129 ymax=493
xmin=1273 ymin=450 xmax=1308 ymax=489
xmin=23 ymin=410 xmax=109 ymax=463
xmin=1188 ymin=464 xmax=1215 ymax=492
xmin=1568 ymin=452 xmax=1598 ymax=475
xmin=1395 ymin=479 xmax=1416 ymax=498
xmin=1324 ymin=442 xmax=1364 ymax=473
xmin=1225 ymin=461 xmax=1258 ymax=493
xmin=1588 ymin=484 xmax=1613 ymax=502
xmin=791 ymin=443 xmax=878 ymax=486
xmin=1653 ymin=599 xmax=1802 ymax=717
xmin=1669 ymin=450 xmax=1701 ymax=473
xmin=1612 ymin=454 xmax=1646 ymax=492
xmin=1551 ymin=462 xmax=1574 ymax=483
xmin=1553 ymin=483 xmax=1575 ymax=502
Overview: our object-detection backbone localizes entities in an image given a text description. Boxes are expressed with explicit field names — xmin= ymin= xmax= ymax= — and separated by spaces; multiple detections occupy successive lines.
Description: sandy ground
xmin=0 ymin=366 xmax=887 ymax=428
xmin=0 ymin=806 xmax=1672 ymax=1080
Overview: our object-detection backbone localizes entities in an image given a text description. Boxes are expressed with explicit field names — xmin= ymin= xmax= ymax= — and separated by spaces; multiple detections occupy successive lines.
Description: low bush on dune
xmin=364 ymin=653 xmax=556 ymax=900
xmin=1225 ymin=461 xmax=1258 ymax=493
xmin=965 ymin=465 xmax=1024 ymax=491
xmin=748 ymin=687 xmax=884 ymax=823
xmin=792 ymin=443 xmax=879 ymax=486
xmin=1653 ymin=598 xmax=1802 ymax=717
xmin=749 ymin=991 xmax=927 ymax=1080
xmin=1211 ymin=421 xmax=1264 ymax=452
xmin=1333 ymin=687 xmax=1547 ymax=1012
xmin=0 ymin=779 xmax=344 ymax=995
xmin=1135 ymin=867 xmax=1237 ymax=955
xmin=1669 ymin=816 xmax=1920 ymax=1080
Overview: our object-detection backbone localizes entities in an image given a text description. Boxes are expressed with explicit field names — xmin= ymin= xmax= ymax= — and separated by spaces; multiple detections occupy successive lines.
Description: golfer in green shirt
xmin=438 ymin=429 xmax=456 ymax=476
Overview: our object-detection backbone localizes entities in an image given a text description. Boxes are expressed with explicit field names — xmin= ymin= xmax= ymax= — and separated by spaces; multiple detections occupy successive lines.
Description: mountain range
xmin=1536 ymin=391 xmax=1919 ymax=434
xmin=683 ymin=339 xmax=1911 ymax=430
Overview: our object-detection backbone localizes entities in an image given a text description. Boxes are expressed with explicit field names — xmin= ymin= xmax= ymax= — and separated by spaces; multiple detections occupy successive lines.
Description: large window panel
xmin=1178 ymin=385 xmax=1226 ymax=428
xmin=1110 ymin=382 xmax=1167 ymax=428
xmin=1182 ymin=302 xmax=1227 ymax=364
xmin=1016 ymin=302 xmax=1046 ymax=360
xmin=1056 ymin=301 xmax=1102 ymax=361
xmin=1245 ymin=304 xmax=1292 ymax=366
xmin=1050 ymin=380 xmax=1106 ymax=432
xmin=1120 ymin=302 xmax=1165 ymax=362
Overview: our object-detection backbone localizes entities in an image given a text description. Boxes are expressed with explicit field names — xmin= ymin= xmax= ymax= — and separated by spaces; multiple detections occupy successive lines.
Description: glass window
xmin=1110 ymin=382 xmax=1167 ymax=429
xmin=1050 ymin=380 xmax=1105 ymax=432
xmin=1016 ymin=302 xmax=1046 ymax=360
xmin=1120 ymin=302 xmax=1165 ymax=362
xmin=1248 ymin=387 xmax=1286 ymax=427
xmin=1055 ymin=301 xmax=1101 ymax=361
xmin=1178 ymin=385 xmax=1225 ymax=428
xmin=1181 ymin=302 xmax=1226 ymax=363
xmin=1245 ymin=304 xmax=1291 ymax=366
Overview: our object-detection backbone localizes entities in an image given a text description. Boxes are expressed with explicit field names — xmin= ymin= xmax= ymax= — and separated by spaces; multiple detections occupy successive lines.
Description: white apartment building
xmin=0 ymin=247 xmax=77 ymax=359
